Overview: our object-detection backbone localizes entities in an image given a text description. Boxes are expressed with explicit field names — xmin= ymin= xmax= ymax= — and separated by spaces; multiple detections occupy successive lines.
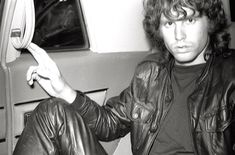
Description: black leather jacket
xmin=72 ymin=52 xmax=235 ymax=155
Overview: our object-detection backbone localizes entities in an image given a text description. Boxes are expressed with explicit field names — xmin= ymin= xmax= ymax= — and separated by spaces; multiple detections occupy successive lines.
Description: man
xmin=14 ymin=0 xmax=235 ymax=154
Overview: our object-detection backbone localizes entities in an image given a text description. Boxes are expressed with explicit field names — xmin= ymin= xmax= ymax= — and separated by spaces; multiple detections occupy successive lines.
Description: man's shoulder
xmin=220 ymin=50 xmax=235 ymax=69
xmin=134 ymin=52 xmax=168 ymax=81
xmin=137 ymin=52 xmax=168 ymax=68
xmin=216 ymin=50 xmax=235 ymax=80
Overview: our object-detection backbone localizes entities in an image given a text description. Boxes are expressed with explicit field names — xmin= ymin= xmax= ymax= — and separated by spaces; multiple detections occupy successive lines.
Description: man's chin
xmin=174 ymin=57 xmax=196 ymax=66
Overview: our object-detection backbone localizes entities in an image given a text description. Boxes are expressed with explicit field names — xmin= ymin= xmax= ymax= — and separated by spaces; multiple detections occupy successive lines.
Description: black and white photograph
xmin=0 ymin=0 xmax=235 ymax=155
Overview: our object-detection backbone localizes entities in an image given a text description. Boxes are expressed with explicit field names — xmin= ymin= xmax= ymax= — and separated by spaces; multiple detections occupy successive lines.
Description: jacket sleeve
xmin=70 ymin=87 xmax=133 ymax=141
xmin=70 ymin=59 xmax=159 ymax=141
xmin=70 ymin=53 xmax=162 ymax=141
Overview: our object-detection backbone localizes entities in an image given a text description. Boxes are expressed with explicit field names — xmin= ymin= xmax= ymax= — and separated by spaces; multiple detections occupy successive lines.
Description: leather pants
xmin=13 ymin=98 xmax=107 ymax=155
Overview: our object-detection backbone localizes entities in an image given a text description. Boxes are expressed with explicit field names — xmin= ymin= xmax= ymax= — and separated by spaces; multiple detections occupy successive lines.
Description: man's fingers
xmin=27 ymin=65 xmax=52 ymax=82
xmin=27 ymin=43 xmax=53 ymax=65
xmin=26 ymin=66 xmax=38 ymax=85
xmin=28 ymin=43 xmax=60 ymax=75
xmin=36 ymin=67 xmax=51 ymax=79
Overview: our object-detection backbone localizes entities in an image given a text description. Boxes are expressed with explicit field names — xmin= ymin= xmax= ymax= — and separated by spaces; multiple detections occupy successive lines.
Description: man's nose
xmin=174 ymin=23 xmax=186 ymax=41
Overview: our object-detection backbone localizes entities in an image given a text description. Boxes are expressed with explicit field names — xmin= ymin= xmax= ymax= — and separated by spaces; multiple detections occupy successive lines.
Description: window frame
xmin=31 ymin=0 xmax=90 ymax=53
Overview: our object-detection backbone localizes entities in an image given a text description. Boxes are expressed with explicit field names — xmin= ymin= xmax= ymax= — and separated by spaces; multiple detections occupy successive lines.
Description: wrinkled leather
xmin=13 ymin=99 xmax=107 ymax=155
xmin=70 ymin=52 xmax=235 ymax=155
xmin=14 ymin=51 xmax=235 ymax=155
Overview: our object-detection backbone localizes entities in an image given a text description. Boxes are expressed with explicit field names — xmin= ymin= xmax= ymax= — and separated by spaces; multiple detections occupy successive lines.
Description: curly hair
xmin=143 ymin=0 xmax=231 ymax=59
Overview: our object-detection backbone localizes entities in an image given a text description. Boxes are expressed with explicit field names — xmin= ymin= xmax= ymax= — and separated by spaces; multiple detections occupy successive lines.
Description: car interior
xmin=0 ymin=0 xmax=234 ymax=155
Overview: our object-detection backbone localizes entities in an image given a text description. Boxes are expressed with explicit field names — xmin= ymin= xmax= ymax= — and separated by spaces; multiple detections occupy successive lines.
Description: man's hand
xmin=26 ymin=43 xmax=76 ymax=103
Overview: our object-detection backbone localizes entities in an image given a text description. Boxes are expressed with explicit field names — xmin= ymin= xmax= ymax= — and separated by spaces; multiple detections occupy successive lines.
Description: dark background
xmin=230 ymin=0 xmax=235 ymax=21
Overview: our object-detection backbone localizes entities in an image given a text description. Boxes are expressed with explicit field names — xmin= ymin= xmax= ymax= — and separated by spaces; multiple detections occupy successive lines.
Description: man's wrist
xmin=59 ymin=84 xmax=77 ymax=104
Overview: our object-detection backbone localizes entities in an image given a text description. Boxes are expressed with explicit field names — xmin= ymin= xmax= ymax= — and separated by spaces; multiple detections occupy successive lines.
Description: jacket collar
xmin=166 ymin=52 xmax=215 ymax=85
xmin=141 ymin=49 xmax=215 ymax=85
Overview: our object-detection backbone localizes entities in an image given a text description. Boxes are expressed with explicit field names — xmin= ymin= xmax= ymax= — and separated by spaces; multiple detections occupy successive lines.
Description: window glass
xmin=32 ymin=0 xmax=89 ymax=51
xmin=230 ymin=0 xmax=235 ymax=21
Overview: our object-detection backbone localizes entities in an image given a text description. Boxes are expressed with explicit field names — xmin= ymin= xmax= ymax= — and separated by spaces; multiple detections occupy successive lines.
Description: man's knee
xmin=32 ymin=98 xmax=85 ymax=129
xmin=34 ymin=98 xmax=68 ymax=116
xmin=22 ymin=98 xmax=106 ymax=155
xmin=26 ymin=98 xmax=71 ymax=131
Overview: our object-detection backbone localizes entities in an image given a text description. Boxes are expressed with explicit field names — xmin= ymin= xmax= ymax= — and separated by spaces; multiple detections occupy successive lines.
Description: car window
xmin=32 ymin=0 xmax=89 ymax=51
xmin=230 ymin=0 xmax=235 ymax=21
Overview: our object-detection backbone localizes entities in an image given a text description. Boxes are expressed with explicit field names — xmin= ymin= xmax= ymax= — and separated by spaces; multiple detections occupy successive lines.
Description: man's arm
xmin=27 ymin=43 xmax=77 ymax=103
xmin=26 ymin=43 xmax=134 ymax=140
xmin=69 ymin=89 xmax=132 ymax=141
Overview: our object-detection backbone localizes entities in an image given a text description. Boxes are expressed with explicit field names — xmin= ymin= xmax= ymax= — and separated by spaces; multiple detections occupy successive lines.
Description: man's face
xmin=159 ymin=7 xmax=209 ymax=66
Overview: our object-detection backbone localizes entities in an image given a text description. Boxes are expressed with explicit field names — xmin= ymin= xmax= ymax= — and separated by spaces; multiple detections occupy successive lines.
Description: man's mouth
xmin=174 ymin=45 xmax=192 ymax=53
xmin=175 ymin=44 xmax=192 ymax=50
xmin=176 ymin=45 xmax=189 ymax=48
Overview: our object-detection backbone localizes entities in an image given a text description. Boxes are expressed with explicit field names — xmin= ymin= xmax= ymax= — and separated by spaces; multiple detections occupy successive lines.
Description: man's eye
xmin=165 ymin=21 xmax=173 ymax=27
xmin=186 ymin=18 xmax=196 ymax=24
